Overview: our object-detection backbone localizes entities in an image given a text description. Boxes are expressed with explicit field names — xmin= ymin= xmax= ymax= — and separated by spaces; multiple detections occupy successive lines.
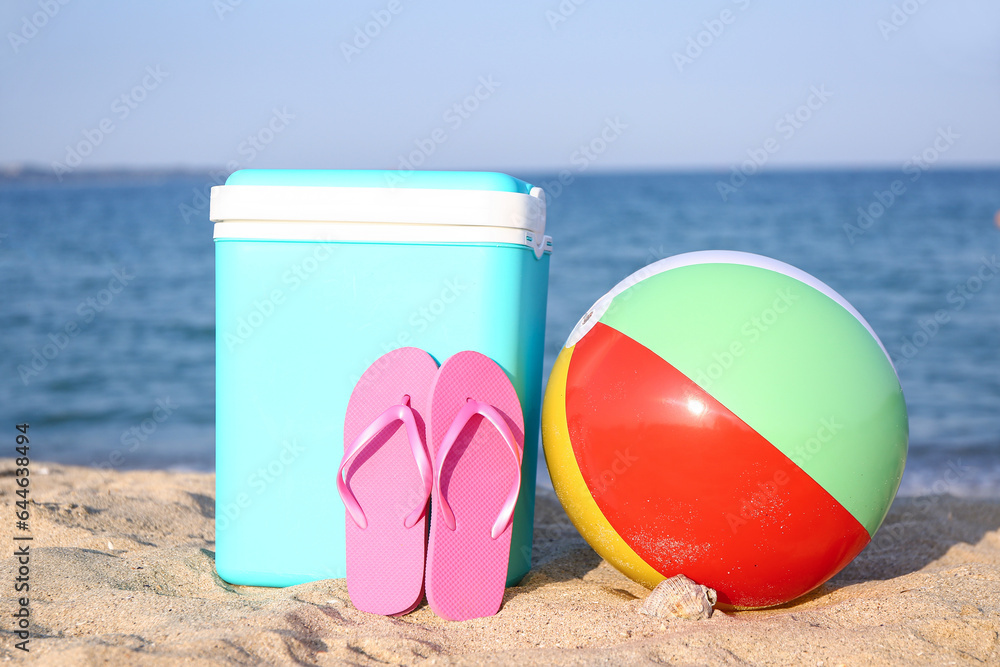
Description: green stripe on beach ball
xmin=598 ymin=262 xmax=907 ymax=536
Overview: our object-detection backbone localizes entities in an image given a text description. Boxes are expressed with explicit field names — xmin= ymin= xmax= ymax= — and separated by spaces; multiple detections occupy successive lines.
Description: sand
xmin=1 ymin=463 xmax=998 ymax=666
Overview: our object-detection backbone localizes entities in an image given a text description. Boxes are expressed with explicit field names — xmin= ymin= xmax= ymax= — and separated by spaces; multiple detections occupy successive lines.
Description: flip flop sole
xmin=426 ymin=351 xmax=525 ymax=621
xmin=342 ymin=347 xmax=439 ymax=615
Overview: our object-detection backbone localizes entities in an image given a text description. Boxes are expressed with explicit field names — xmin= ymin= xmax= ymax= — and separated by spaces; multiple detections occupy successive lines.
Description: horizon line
xmin=3 ymin=162 xmax=1000 ymax=181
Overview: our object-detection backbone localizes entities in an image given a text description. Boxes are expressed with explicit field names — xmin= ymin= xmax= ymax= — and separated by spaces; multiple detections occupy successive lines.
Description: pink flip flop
xmin=425 ymin=351 xmax=525 ymax=621
xmin=339 ymin=347 xmax=439 ymax=616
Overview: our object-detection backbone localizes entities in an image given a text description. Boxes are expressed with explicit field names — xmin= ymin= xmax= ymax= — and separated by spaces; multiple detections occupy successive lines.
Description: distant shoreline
xmin=3 ymin=164 xmax=1000 ymax=185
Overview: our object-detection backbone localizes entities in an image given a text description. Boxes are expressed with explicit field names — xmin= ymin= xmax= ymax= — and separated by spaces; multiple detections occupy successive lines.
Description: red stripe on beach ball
xmin=565 ymin=322 xmax=870 ymax=608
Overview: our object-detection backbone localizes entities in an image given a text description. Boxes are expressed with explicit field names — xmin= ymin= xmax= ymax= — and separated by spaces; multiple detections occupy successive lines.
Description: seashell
xmin=639 ymin=574 xmax=717 ymax=620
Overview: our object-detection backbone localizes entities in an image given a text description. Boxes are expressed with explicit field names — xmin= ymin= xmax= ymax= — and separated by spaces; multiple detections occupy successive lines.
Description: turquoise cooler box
xmin=210 ymin=169 xmax=552 ymax=587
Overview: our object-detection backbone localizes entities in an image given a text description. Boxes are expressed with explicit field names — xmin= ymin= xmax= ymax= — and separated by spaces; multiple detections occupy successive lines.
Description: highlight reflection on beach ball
xmin=542 ymin=251 xmax=908 ymax=609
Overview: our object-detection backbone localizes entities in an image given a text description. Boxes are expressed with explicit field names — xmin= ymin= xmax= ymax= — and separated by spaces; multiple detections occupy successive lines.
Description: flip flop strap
xmin=434 ymin=399 xmax=522 ymax=540
xmin=338 ymin=397 xmax=432 ymax=530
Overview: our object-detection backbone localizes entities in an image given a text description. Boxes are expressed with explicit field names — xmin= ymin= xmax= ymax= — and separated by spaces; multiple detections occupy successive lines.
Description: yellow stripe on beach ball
xmin=541 ymin=344 xmax=664 ymax=589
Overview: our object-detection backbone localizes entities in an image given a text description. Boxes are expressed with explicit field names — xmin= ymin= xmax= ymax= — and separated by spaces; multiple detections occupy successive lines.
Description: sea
xmin=1 ymin=169 xmax=998 ymax=497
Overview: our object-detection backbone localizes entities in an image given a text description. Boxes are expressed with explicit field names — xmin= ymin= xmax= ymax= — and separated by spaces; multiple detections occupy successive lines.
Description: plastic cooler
xmin=210 ymin=169 xmax=552 ymax=587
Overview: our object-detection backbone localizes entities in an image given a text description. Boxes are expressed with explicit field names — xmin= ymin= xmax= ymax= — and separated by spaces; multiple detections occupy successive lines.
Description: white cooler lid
xmin=210 ymin=169 xmax=551 ymax=256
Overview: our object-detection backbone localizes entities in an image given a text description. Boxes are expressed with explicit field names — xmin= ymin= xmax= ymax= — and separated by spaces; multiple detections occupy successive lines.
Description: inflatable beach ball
xmin=542 ymin=251 xmax=908 ymax=609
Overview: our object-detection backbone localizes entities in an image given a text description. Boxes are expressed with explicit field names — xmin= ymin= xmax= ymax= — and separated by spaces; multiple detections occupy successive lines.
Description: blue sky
xmin=1 ymin=0 xmax=998 ymax=173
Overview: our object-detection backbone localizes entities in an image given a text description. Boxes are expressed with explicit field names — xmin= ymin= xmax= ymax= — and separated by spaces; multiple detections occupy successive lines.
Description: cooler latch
xmin=525 ymin=233 xmax=553 ymax=259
